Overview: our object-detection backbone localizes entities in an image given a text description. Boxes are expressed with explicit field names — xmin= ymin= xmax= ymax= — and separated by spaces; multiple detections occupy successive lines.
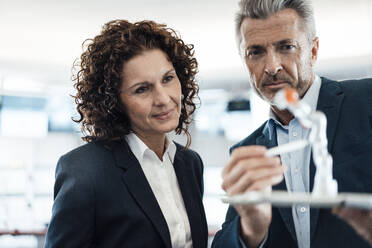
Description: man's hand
xmin=333 ymin=207 xmax=372 ymax=245
xmin=221 ymin=146 xmax=286 ymax=248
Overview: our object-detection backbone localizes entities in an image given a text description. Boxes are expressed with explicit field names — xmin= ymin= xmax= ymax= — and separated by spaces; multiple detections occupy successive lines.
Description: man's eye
xmin=246 ymin=50 xmax=262 ymax=58
xmin=281 ymin=45 xmax=295 ymax=50
xmin=135 ymin=86 xmax=148 ymax=94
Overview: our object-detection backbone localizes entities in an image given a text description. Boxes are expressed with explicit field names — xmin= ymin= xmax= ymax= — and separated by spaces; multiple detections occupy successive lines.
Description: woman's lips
xmin=152 ymin=109 xmax=174 ymax=120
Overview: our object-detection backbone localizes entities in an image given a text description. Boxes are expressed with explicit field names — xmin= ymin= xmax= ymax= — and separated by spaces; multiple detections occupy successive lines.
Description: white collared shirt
xmin=126 ymin=133 xmax=192 ymax=248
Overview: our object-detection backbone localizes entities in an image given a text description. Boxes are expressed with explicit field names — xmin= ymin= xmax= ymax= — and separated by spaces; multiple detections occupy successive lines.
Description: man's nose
xmin=153 ymin=85 xmax=170 ymax=106
xmin=264 ymin=51 xmax=282 ymax=76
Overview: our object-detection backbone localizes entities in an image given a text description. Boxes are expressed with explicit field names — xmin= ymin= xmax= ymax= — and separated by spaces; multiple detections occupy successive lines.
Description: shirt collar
xmin=165 ymin=136 xmax=177 ymax=163
xmin=302 ymin=74 xmax=321 ymax=113
xmin=265 ymin=75 xmax=322 ymax=139
xmin=125 ymin=132 xmax=176 ymax=164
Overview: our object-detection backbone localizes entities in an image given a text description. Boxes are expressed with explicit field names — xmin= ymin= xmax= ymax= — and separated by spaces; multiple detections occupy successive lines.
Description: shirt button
xmin=300 ymin=207 xmax=307 ymax=213
xmin=295 ymin=168 xmax=299 ymax=173
xmin=293 ymin=132 xmax=298 ymax=137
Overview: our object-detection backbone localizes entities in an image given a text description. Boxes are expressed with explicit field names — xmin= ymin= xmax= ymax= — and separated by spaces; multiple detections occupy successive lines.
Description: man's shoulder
xmin=337 ymin=77 xmax=372 ymax=85
xmin=230 ymin=121 xmax=268 ymax=153
xmin=319 ymin=77 xmax=372 ymax=108
xmin=339 ymin=77 xmax=372 ymax=94
xmin=322 ymin=77 xmax=372 ymax=93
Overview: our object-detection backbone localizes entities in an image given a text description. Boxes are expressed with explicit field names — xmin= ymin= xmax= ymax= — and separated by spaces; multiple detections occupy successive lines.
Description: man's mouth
xmin=264 ymin=81 xmax=289 ymax=89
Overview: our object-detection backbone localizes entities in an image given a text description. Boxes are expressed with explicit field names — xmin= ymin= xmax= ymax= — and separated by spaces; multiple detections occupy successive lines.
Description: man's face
xmin=240 ymin=8 xmax=319 ymax=103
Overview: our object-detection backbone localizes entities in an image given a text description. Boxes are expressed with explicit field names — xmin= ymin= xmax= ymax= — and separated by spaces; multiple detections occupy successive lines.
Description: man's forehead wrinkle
xmin=242 ymin=18 xmax=300 ymax=47
xmin=244 ymin=19 xmax=298 ymax=34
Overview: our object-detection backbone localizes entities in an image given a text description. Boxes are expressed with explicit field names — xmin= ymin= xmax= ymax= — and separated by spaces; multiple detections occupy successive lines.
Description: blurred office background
xmin=0 ymin=0 xmax=371 ymax=247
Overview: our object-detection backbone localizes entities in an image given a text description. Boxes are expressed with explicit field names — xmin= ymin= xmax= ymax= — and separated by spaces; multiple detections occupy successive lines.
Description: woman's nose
xmin=153 ymin=85 xmax=170 ymax=106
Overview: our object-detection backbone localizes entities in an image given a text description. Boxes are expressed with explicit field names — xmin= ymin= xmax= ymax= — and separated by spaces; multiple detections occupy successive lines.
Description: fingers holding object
xmin=222 ymin=146 xmax=267 ymax=175
xmin=222 ymin=157 xmax=285 ymax=192
xmin=225 ymin=164 xmax=286 ymax=195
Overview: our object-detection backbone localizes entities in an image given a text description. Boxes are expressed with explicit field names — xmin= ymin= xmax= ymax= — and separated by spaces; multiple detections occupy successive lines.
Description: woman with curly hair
xmin=45 ymin=20 xmax=208 ymax=248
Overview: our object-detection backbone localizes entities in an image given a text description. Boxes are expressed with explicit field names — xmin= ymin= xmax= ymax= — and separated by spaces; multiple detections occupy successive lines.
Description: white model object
xmin=222 ymin=88 xmax=372 ymax=209
xmin=272 ymin=88 xmax=338 ymax=197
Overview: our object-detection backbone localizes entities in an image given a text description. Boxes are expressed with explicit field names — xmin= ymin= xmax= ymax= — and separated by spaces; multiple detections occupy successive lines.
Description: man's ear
xmin=311 ymin=36 xmax=319 ymax=66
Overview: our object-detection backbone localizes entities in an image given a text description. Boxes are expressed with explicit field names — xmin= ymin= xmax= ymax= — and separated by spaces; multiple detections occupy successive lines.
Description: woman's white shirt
xmin=126 ymin=133 xmax=192 ymax=248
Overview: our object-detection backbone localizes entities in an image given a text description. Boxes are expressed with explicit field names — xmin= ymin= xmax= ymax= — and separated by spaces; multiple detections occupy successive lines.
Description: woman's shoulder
xmin=58 ymin=141 xmax=119 ymax=169
xmin=62 ymin=141 xmax=107 ymax=158
xmin=54 ymin=142 xmax=128 ymax=184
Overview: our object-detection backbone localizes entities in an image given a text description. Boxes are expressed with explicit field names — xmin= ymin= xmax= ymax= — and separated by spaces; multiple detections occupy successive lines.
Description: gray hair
xmin=236 ymin=0 xmax=316 ymax=48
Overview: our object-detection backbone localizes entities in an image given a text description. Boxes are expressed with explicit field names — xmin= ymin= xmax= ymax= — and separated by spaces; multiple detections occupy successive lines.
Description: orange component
xmin=285 ymin=88 xmax=299 ymax=103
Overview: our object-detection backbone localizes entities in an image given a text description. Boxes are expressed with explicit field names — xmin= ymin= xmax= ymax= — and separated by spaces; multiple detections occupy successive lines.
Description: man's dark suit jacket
xmin=45 ymin=140 xmax=208 ymax=248
xmin=212 ymin=77 xmax=372 ymax=247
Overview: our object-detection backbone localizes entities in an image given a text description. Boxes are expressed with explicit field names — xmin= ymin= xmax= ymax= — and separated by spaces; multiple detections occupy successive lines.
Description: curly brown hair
xmin=72 ymin=20 xmax=199 ymax=148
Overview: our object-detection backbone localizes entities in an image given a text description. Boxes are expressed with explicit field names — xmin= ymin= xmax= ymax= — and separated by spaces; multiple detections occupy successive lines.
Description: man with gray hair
xmin=212 ymin=0 xmax=372 ymax=247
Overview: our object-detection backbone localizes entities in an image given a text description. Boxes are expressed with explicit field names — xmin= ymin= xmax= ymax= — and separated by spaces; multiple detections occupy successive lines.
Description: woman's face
xmin=120 ymin=49 xmax=182 ymax=139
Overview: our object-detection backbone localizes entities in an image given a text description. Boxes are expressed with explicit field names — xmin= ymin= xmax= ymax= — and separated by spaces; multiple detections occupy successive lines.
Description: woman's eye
xmin=135 ymin=86 xmax=148 ymax=94
xmin=164 ymin=75 xmax=174 ymax=83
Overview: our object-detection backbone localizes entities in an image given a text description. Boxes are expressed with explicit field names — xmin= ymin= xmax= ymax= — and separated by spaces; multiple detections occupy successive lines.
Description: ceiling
xmin=0 ymin=0 xmax=371 ymax=92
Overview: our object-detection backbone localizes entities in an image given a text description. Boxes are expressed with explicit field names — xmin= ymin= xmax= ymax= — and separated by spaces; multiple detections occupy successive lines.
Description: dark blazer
xmin=45 ymin=140 xmax=208 ymax=248
xmin=212 ymin=77 xmax=372 ymax=247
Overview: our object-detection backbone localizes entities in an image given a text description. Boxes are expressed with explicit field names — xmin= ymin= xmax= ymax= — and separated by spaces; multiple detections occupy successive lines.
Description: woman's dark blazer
xmin=44 ymin=140 xmax=208 ymax=248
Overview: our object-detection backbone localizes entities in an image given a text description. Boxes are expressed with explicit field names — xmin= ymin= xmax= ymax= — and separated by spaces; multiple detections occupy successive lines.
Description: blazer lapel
xmin=173 ymin=151 xmax=207 ymax=248
xmin=316 ymin=78 xmax=344 ymax=153
xmin=309 ymin=78 xmax=344 ymax=242
xmin=256 ymin=124 xmax=298 ymax=242
xmin=112 ymin=141 xmax=172 ymax=248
